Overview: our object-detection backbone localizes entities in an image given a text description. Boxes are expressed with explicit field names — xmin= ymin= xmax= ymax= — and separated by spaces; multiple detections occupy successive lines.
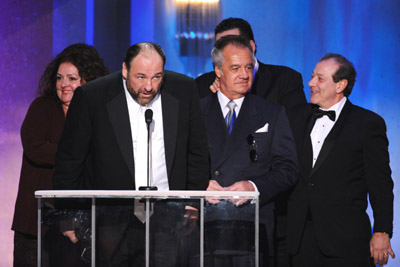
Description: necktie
xmin=307 ymin=108 xmax=336 ymax=135
xmin=313 ymin=108 xmax=336 ymax=121
xmin=225 ymin=101 xmax=237 ymax=134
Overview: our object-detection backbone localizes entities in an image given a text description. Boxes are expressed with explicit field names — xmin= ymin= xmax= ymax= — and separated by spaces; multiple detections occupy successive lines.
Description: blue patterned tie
xmin=225 ymin=101 xmax=237 ymax=134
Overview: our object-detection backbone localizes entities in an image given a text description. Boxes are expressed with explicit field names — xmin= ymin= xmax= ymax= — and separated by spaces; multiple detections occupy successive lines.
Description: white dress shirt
xmin=217 ymin=91 xmax=244 ymax=118
xmin=311 ymin=97 xmax=347 ymax=167
xmin=123 ymin=78 xmax=169 ymax=191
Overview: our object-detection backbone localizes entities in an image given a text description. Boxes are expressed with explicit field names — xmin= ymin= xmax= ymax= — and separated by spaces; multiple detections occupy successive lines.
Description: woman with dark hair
xmin=11 ymin=43 xmax=108 ymax=267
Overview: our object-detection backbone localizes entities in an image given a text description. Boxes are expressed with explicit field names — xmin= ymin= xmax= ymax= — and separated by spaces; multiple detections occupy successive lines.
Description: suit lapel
xmin=217 ymin=95 xmax=266 ymax=168
xmin=310 ymin=101 xmax=352 ymax=177
xmin=202 ymin=95 xmax=228 ymax=167
xmin=161 ymin=90 xmax=179 ymax=179
xmin=106 ymin=81 xmax=135 ymax=180
xmin=107 ymin=77 xmax=179 ymax=182
xmin=301 ymin=113 xmax=315 ymax=179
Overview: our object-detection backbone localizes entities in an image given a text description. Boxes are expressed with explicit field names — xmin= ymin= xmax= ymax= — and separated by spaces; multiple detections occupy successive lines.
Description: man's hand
xmin=206 ymin=179 xmax=224 ymax=204
xmin=224 ymin=181 xmax=255 ymax=192
xmin=370 ymin=232 xmax=395 ymax=266
xmin=224 ymin=181 xmax=255 ymax=206
xmin=181 ymin=206 xmax=199 ymax=235
xmin=206 ymin=180 xmax=255 ymax=205
xmin=207 ymin=179 xmax=224 ymax=191
xmin=209 ymin=77 xmax=220 ymax=93
xmin=63 ymin=230 xmax=78 ymax=243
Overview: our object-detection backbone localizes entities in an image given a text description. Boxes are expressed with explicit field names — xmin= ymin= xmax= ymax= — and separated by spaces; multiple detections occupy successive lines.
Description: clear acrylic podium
xmin=35 ymin=190 xmax=259 ymax=267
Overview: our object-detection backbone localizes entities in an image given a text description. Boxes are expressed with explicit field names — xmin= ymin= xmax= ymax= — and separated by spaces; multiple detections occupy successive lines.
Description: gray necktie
xmin=225 ymin=101 xmax=237 ymax=134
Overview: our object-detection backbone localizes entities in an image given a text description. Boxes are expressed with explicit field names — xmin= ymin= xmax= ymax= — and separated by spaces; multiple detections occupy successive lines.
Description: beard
xmin=126 ymin=80 xmax=160 ymax=106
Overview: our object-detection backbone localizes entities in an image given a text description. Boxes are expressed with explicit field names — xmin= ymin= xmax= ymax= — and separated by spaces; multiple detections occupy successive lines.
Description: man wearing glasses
xmin=200 ymin=35 xmax=298 ymax=267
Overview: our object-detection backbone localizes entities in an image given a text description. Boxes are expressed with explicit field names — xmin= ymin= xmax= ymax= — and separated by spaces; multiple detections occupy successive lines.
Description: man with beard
xmin=53 ymin=42 xmax=209 ymax=266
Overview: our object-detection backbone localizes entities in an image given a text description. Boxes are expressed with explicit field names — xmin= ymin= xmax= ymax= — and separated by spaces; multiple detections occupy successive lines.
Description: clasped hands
xmin=206 ymin=179 xmax=255 ymax=206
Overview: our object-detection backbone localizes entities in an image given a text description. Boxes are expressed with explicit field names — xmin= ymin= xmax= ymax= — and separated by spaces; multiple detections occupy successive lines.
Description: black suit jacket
xmin=286 ymin=100 xmax=394 ymax=258
xmin=53 ymin=70 xmax=209 ymax=191
xmin=196 ymin=60 xmax=306 ymax=111
xmin=200 ymin=93 xmax=298 ymax=249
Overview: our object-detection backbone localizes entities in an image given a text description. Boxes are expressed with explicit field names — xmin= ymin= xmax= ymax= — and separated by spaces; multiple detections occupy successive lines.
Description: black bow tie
xmin=313 ymin=108 xmax=336 ymax=121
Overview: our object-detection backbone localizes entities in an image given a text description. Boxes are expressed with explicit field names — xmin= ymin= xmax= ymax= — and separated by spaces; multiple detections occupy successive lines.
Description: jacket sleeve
xmin=250 ymin=106 xmax=299 ymax=205
xmin=277 ymin=68 xmax=306 ymax=112
xmin=364 ymin=114 xmax=394 ymax=237
xmin=53 ymin=87 xmax=92 ymax=190
xmin=186 ymin=81 xmax=211 ymax=190
xmin=195 ymin=71 xmax=216 ymax=99
xmin=21 ymin=98 xmax=61 ymax=167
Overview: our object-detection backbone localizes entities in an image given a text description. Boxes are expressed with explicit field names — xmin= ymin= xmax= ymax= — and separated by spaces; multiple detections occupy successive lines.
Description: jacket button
xmin=308 ymin=182 xmax=314 ymax=187
xmin=214 ymin=170 xmax=219 ymax=176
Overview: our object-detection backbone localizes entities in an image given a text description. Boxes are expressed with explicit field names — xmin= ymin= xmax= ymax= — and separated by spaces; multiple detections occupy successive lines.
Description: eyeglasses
xmin=247 ymin=134 xmax=258 ymax=162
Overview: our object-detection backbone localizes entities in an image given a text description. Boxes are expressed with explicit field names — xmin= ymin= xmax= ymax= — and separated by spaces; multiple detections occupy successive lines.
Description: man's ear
xmin=122 ymin=62 xmax=128 ymax=79
xmin=215 ymin=66 xmax=222 ymax=78
xmin=336 ymin=79 xmax=348 ymax=94
xmin=250 ymin=40 xmax=256 ymax=54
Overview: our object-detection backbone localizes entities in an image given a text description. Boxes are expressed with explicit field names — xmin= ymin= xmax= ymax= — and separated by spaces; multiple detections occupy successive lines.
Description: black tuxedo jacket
xmin=196 ymin=60 xmax=306 ymax=111
xmin=53 ymin=71 xmax=209 ymax=191
xmin=200 ymin=93 xmax=298 ymax=248
xmin=286 ymin=100 xmax=394 ymax=257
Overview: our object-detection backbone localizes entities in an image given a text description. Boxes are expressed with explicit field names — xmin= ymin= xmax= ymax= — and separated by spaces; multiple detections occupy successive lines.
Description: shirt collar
xmin=320 ymin=97 xmax=347 ymax=121
xmin=217 ymin=91 xmax=245 ymax=117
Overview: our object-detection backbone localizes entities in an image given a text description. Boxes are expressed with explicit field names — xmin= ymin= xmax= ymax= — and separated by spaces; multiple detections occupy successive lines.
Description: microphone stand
xmin=138 ymin=109 xmax=157 ymax=266
xmin=139 ymin=108 xmax=157 ymax=191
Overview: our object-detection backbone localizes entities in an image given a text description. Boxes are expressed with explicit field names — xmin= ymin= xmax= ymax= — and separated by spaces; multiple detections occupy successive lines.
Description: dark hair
xmin=123 ymin=42 xmax=166 ymax=71
xmin=320 ymin=53 xmax=357 ymax=97
xmin=38 ymin=43 xmax=109 ymax=98
xmin=211 ymin=35 xmax=255 ymax=68
xmin=214 ymin=18 xmax=256 ymax=54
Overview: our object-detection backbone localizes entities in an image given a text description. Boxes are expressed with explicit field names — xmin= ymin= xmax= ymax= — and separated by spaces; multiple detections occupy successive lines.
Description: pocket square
xmin=255 ymin=123 xmax=269 ymax=133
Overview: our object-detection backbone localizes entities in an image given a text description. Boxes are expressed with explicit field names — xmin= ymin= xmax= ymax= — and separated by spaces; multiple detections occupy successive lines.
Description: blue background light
xmin=0 ymin=0 xmax=398 ymax=265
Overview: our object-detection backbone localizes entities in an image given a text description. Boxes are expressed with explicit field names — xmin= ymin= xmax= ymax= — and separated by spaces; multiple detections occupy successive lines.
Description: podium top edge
xmin=34 ymin=190 xmax=259 ymax=198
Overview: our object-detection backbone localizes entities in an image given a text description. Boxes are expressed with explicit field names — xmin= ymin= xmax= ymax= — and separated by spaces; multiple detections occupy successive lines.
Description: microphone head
xmin=145 ymin=109 xmax=153 ymax=124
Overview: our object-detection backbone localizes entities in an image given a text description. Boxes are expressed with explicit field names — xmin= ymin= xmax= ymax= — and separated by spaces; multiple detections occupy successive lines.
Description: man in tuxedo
xmin=287 ymin=53 xmax=395 ymax=267
xmin=53 ymin=42 xmax=209 ymax=266
xmin=195 ymin=17 xmax=306 ymax=112
xmin=200 ymin=35 xmax=298 ymax=267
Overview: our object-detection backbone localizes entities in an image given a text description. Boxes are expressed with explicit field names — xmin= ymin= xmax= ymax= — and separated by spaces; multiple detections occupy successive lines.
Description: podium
xmin=35 ymin=190 xmax=259 ymax=267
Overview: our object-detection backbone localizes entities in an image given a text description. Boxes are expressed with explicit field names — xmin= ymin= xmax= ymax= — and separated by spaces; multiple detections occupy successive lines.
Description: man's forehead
xmin=315 ymin=59 xmax=339 ymax=75
xmin=222 ymin=45 xmax=252 ymax=61
xmin=128 ymin=52 xmax=163 ymax=72
xmin=132 ymin=50 xmax=162 ymax=63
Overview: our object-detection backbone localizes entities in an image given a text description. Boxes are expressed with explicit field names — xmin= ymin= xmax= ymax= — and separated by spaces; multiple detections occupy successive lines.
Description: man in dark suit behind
xmin=287 ymin=53 xmax=395 ymax=267
xmin=200 ymin=35 xmax=298 ymax=267
xmin=53 ymin=42 xmax=210 ymax=266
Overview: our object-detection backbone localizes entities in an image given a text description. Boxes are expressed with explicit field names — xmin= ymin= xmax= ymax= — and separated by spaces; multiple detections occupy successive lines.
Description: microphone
xmin=139 ymin=109 xmax=157 ymax=191
xmin=145 ymin=109 xmax=153 ymax=126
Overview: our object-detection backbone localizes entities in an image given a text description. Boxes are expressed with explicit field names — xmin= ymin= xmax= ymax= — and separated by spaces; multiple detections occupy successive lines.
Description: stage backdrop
xmin=0 ymin=0 xmax=398 ymax=266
